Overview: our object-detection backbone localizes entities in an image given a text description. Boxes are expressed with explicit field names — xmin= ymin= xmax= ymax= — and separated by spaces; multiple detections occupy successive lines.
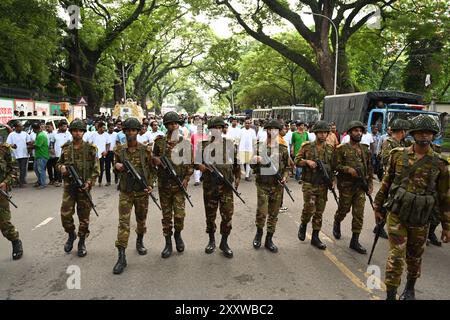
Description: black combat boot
xmin=333 ymin=220 xmax=341 ymax=239
xmin=161 ymin=235 xmax=173 ymax=258
xmin=400 ymin=278 xmax=416 ymax=300
xmin=253 ymin=228 xmax=263 ymax=249
xmin=136 ymin=234 xmax=147 ymax=255
xmin=219 ymin=234 xmax=233 ymax=258
xmin=428 ymin=224 xmax=442 ymax=246
xmin=349 ymin=233 xmax=367 ymax=254
xmin=373 ymin=224 xmax=388 ymax=239
xmin=174 ymin=230 xmax=185 ymax=252
xmin=264 ymin=232 xmax=278 ymax=253
xmin=12 ymin=239 xmax=23 ymax=260
xmin=298 ymin=223 xmax=307 ymax=241
xmin=64 ymin=232 xmax=77 ymax=253
xmin=77 ymin=236 xmax=87 ymax=257
xmin=386 ymin=287 xmax=397 ymax=300
xmin=113 ymin=247 xmax=127 ymax=275
xmin=311 ymin=230 xmax=326 ymax=250
xmin=205 ymin=232 xmax=216 ymax=254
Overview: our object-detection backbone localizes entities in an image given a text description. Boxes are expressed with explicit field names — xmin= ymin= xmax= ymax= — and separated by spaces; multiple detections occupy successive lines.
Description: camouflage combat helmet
xmin=264 ymin=119 xmax=283 ymax=130
xmin=69 ymin=120 xmax=86 ymax=132
xmin=163 ymin=111 xmax=181 ymax=126
xmin=208 ymin=116 xmax=226 ymax=129
xmin=123 ymin=117 xmax=142 ymax=130
xmin=409 ymin=114 xmax=439 ymax=135
xmin=389 ymin=119 xmax=410 ymax=131
xmin=312 ymin=120 xmax=330 ymax=133
xmin=347 ymin=120 xmax=365 ymax=133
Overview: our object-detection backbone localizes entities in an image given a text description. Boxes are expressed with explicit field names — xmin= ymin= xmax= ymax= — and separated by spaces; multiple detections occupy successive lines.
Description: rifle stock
xmin=67 ymin=165 xmax=99 ymax=217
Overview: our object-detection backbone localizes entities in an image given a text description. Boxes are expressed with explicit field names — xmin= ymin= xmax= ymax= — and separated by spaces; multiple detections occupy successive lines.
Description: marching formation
xmin=0 ymin=112 xmax=449 ymax=301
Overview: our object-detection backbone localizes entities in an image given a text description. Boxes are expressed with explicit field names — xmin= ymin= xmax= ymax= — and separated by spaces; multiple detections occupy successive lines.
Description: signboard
xmin=51 ymin=103 xmax=62 ymax=116
xmin=77 ymin=96 xmax=88 ymax=106
xmin=73 ymin=105 xmax=85 ymax=119
xmin=35 ymin=101 xmax=50 ymax=116
xmin=14 ymin=99 xmax=34 ymax=114
xmin=0 ymin=98 xmax=14 ymax=124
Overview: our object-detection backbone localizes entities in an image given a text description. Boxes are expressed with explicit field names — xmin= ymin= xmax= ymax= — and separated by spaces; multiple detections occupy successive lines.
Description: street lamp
xmin=305 ymin=12 xmax=338 ymax=95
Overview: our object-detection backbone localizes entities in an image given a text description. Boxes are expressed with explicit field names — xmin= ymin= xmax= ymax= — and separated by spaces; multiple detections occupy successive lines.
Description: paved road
xmin=0 ymin=174 xmax=449 ymax=300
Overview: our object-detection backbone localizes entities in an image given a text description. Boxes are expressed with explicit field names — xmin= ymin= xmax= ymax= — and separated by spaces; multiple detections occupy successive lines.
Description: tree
xmin=177 ymin=87 xmax=204 ymax=114
xmin=208 ymin=0 xmax=396 ymax=94
xmin=0 ymin=0 xmax=60 ymax=90
xmin=58 ymin=0 xmax=157 ymax=116
xmin=194 ymin=37 xmax=245 ymax=112
xmin=237 ymin=33 xmax=324 ymax=108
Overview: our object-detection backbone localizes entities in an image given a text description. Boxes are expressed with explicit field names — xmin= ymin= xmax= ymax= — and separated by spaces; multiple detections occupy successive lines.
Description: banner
xmin=35 ymin=101 xmax=50 ymax=116
xmin=51 ymin=103 xmax=62 ymax=115
xmin=14 ymin=99 xmax=34 ymax=114
xmin=0 ymin=98 xmax=14 ymax=124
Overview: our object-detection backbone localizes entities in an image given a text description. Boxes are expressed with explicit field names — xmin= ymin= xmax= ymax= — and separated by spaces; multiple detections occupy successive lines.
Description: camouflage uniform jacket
xmin=295 ymin=141 xmax=335 ymax=184
xmin=195 ymin=137 xmax=240 ymax=185
xmin=57 ymin=141 xmax=99 ymax=186
xmin=114 ymin=142 xmax=155 ymax=193
xmin=335 ymin=142 xmax=373 ymax=189
xmin=0 ymin=143 xmax=17 ymax=189
xmin=153 ymin=132 xmax=194 ymax=187
xmin=251 ymin=141 xmax=289 ymax=185
xmin=374 ymin=144 xmax=450 ymax=231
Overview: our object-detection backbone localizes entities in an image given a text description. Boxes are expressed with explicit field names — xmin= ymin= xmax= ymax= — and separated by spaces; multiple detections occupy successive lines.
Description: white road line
xmin=32 ymin=217 xmax=54 ymax=231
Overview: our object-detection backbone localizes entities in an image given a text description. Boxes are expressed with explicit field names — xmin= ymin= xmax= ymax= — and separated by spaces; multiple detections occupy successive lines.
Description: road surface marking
xmin=286 ymin=212 xmax=381 ymax=300
xmin=32 ymin=217 xmax=54 ymax=231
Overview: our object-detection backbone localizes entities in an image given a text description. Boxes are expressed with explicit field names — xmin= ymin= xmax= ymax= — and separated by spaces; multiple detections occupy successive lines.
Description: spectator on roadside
xmin=29 ymin=122 xmax=49 ymax=189
xmin=45 ymin=122 xmax=57 ymax=186
xmin=106 ymin=123 xmax=118 ymax=185
xmin=291 ymin=121 xmax=309 ymax=183
xmin=6 ymin=121 xmax=31 ymax=187
xmin=88 ymin=121 xmax=109 ymax=186
xmin=53 ymin=120 xmax=72 ymax=187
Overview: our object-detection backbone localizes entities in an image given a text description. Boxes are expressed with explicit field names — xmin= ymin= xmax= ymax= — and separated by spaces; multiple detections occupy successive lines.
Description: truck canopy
xmin=322 ymin=91 xmax=423 ymax=133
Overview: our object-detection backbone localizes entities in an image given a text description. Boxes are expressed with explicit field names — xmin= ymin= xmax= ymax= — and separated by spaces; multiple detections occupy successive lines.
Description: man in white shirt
xmin=257 ymin=126 xmax=267 ymax=142
xmin=45 ymin=122 xmax=57 ymax=185
xmin=53 ymin=120 xmax=72 ymax=186
xmin=137 ymin=123 xmax=151 ymax=145
xmin=148 ymin=120 xmax=164 ymax=145
xmin=341 ymin=127 xmax=374 ymax=147
xmin=227 ymin=117 xmax=241 ymax=145
xmin=106 ymin=123 xmax=118 ymax=185
xmin=88 ymin=122 xmax=109 ymax=186
xmin=7 ymin=121 xmax=31 ymax=187
xmin=238 ymin=119 xmax=257 ymax=181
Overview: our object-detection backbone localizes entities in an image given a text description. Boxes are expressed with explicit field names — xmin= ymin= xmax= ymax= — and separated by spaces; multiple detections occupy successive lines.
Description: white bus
xmin=271 ymin=105 xmax=319 ymax=124
xmin=251 ymin=108 xmax=271 ymax=121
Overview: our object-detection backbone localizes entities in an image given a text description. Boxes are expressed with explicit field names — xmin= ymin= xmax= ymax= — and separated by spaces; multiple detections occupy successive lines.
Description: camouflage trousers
xmin=159 ymin=184 xmax=186 ymax=237
xmin=61 ymin=188 xmax=92 ymax=238
xmin=115 ymin=191 xmax=149 ymax=249
xmin=334 ymin=184 xmax=366 ymax=234
xmin=256 ymin=183 xmax=283 ymax=234
xmin=0 ymin=197 xmax=19 ymax=241
xmin=203 ymin=183 xmax=234 ymax=235
xmin=384 ymin=212 xmax=429 ymax=289
xmin=301 ymin=183 xmax=328 ymax=230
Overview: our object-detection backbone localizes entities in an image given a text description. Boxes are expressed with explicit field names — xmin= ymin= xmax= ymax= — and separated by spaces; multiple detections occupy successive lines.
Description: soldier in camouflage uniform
xmin=295 ymin=121 xmax=335 ymax=250
xmin=374 ymin=119 xmax=412 ymax=240
xmin=373 ymin=114 xmax=450 ymax=300
xmin=333 ymin=121 xmax=373 ymax=254
xmin=112 ymin=117 xmax=155 ymax=274
xmin=57 ymin=120 xmax=99 ymax=258
xmin=195 ymin=117 xmax=241 ymax=258
xmin=251 ymin=120 xmax=290 ymax=253
xmin=0 ymin=142 xmax=23 ymax=260
xmin=153 ymin=111 xmax=194 ymax=258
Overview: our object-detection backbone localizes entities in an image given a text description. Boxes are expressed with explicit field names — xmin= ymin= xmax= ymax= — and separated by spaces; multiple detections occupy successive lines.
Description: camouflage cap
xmin=389 ymin=119 xmax=410 ymax=131
xmin=163 ymin=111 xmax=181 ymax=126
xmin=264 ymin=119 xmax=283 ymax=130
xmin=409 ymin=114 xmax=439 ymax=135
xmin=347 ymin=120 xmax=365 ymax=133
xmin=312 ymin=120 xmax=330 ymax=133
xmin=207 ymin=116 xmax=226 ymax=129
xmin=123 ymin=117 xmax=142 ymax=130
xmin=69 ymin=120 xmax=86 ymax=131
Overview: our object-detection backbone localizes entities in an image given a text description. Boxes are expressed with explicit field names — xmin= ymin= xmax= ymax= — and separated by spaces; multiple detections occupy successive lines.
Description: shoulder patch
xmin=336 ymin=143 xmax=345 ymax=149
xmin=301 ymin=141 xmax=310 ymax=147
xmin=61 ymin=141 xmax=72 ymax=148
xmin=389 ymin=147 xmax=404 ymax=155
